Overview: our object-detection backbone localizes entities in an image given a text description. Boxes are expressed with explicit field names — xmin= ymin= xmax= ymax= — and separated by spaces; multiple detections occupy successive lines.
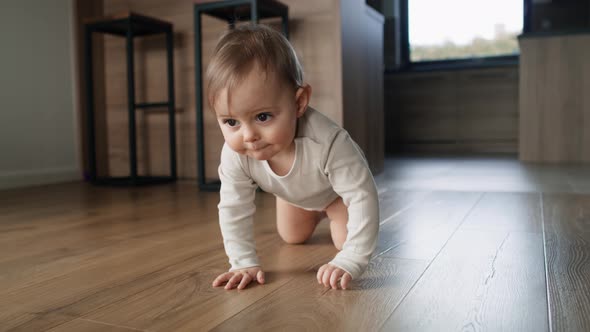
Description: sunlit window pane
xmin=409 ymin=0 xmax=523 ymax=62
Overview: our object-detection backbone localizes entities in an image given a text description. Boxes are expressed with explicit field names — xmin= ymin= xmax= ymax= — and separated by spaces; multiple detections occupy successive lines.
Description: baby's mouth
xmin=250 ymin=143 xmax=268 ymax=151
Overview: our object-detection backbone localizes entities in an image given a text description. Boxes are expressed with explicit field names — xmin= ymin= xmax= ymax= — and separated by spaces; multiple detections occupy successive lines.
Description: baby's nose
xmin=242 ymin=126 xmax=259 ymax=142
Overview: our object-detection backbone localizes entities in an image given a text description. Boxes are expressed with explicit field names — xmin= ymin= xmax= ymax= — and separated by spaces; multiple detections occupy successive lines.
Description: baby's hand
xmin=212 ymin=266 xmax=265 ymax=290
xmin=317 ymin=263 xmax=352 ymax=290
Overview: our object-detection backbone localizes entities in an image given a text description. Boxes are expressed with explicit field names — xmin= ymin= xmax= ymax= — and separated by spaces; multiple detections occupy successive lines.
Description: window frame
xmin=399 ymin=0 xmax=532 ymax=71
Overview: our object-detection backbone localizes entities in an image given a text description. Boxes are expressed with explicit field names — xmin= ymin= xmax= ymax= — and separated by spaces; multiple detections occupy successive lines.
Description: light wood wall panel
xmin=519 ymin=34 xmax=590 ymax=162
xmin=385 ymin=66 xmax=518 ymax=154
xmin=96 ymin=0 xmax=343 ymax=181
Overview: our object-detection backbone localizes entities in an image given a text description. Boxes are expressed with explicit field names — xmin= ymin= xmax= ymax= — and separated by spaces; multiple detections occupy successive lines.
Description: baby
xmin=206 ymin=24 xmax=379 ymax=290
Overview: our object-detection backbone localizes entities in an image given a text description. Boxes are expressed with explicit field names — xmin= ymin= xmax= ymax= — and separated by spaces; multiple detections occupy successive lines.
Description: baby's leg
xmin=325 ymin=197 xmax=348 ymax=250
xmin=276 ymin=196 xmax=323 ymax=244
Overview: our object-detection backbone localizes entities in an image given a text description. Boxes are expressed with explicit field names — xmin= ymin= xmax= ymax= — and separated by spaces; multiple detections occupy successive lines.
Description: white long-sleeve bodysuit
xmin=217 ymin=107 xmax=379 ymax=279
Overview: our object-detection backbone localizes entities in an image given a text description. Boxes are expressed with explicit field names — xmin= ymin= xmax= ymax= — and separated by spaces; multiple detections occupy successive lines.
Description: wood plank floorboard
xmin=381 ymin=192 xmax=549 ymax=332
xmin=376 ymin=191 xmax=482 ymax=260
xmin=459 ymin=192 xmax=543 ymax=233
xmin=1 ymin=177 xmax=589 ymax=331
xmin=210 ymin=256 xmax=428 ymax=332
xmin=47 ymin=318 xmax=144 ymax=332
xmin=63 ymin=189 xmax=422 ymax=330
xmin=381 ymin=231 xmax=549 ymax=332
xmin=543 ymin=193 xmax=590 ymax=332
xmin=0 ymin=195 xmax=279 ymax=330
xmin=75 ymin=237 xmax=335 ymax=331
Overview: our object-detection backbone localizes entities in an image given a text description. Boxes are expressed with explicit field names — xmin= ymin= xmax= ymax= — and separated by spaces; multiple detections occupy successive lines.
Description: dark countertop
xmin=519 ymin=28 xmax=590 ymax=39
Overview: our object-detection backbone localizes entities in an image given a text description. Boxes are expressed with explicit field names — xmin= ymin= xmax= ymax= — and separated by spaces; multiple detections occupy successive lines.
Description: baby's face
xmin=214 ymin=63 xmax=303 ymax=162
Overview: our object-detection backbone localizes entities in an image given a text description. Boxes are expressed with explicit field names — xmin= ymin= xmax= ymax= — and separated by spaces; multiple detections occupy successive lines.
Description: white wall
xmin=0 ymin=0 xmax=80 ymax=190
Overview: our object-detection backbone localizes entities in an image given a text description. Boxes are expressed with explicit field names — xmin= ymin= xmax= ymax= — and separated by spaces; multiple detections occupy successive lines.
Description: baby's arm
xmin=216 ymin=144 xmax=261 ymax=289
xmin=322 ymin=131 xmax=380 ymax=285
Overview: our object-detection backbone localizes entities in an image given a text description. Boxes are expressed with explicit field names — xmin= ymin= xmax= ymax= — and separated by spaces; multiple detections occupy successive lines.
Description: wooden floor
xmin=1 ymin=156 xmax=589 ymax=331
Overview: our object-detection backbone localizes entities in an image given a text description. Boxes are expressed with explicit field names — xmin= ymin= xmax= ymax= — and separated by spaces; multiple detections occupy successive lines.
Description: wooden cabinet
xmin=340 ymin=2 xmax=385 ymax=173
xmin=364 ymin=7 xmax=385 ymax=173
xmin=519 ymin=33 xmax=590 ymax=162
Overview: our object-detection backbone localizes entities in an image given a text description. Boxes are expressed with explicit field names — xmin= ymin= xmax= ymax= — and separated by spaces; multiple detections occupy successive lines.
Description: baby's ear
xmin=295 ymin=84 xmax=312 ymax=118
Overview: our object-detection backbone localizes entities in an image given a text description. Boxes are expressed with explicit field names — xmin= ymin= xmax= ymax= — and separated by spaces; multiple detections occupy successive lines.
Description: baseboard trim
xmin=0 ymin=166 xmax=81 ymax=190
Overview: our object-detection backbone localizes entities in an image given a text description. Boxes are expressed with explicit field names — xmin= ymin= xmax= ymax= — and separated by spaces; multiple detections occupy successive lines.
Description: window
xmin=401 ymin=0 xmax=529 ymax=69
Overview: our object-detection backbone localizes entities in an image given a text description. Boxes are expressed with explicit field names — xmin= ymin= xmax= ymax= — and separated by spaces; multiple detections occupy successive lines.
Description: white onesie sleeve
xmin=323 ymin=131 xmax=380 ymax=279
xmin=217 ymin=143 xmax=260 ymax=271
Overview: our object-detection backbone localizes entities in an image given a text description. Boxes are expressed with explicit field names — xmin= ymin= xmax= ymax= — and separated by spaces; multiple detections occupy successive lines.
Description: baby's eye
xmin=256 ymin=113 xmax=272 ymax=122
xmin=223 ymin=119 xmax=238 ymax=127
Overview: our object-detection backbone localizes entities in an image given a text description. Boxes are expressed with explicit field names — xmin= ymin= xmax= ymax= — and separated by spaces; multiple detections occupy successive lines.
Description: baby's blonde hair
xmin=205 ymin=24 xmax=303 ymax=110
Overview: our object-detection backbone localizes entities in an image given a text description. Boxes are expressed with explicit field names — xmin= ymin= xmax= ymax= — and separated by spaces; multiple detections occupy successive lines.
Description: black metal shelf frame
xmin=84 ymin=13 xmax=177 ymax=186
xmin=193 ymin=0 xmax=289 ymax=192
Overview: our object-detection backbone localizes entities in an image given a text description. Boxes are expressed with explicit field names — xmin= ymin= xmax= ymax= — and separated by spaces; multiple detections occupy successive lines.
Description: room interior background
xmin=1 ymin=0 xmax=589 ymax=190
